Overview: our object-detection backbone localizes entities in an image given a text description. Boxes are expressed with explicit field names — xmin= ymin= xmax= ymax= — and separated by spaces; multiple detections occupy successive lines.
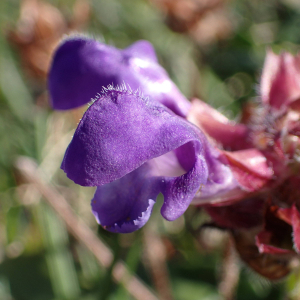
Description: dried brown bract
xmin=7 ymin=0 xmax=90 ymax=80
xmin=150 ymin=0 xmax=232 ymax=45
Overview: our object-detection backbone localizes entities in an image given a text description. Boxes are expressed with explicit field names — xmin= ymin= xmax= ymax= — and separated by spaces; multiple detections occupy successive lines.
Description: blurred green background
xmin=1 ymin=0 xmax=300 ymax=299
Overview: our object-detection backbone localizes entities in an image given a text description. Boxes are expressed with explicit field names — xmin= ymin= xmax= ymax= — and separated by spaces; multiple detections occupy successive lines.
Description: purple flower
xmin=49 ymin=36 xmax=239 ymax=233
xmin=61 ymin=86 xmax=208 ymax=233
xmin=48 ymin=36 xmax=190 ymax=117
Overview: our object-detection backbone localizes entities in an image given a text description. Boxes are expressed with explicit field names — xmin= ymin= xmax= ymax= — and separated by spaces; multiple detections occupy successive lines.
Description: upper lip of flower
xmin=60 ymin=86 xmax=208 ymax=233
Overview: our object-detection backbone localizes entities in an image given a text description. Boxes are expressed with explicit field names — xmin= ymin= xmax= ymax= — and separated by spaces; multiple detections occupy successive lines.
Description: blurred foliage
xmin=0 ymin=0 xmax=300 ymax=299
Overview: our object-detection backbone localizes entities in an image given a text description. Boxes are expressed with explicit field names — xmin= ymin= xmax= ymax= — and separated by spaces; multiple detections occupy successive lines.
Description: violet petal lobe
xmin=91 ymin=164 xmax=158 ymax=233
xmin=48 ymin=36 xmax=190 ymax=116
xmin=161 ymin=143 xmax=208 ymax=220
xmin=123 ymin=40 xmax=158 ymax=63
xmin=91 ymin=153 xmax=207 ymax=232
xmin=62 ymin=88 xmax=208 ymax=231
xmin=61 ymin=88 xmax=204 ymax=186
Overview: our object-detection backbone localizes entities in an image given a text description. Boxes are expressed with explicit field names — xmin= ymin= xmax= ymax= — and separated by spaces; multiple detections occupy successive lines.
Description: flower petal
xmin=261 ymin=50 xmax=300 ymax=110
xmin=91 ymin=164 xmax=158 ymax=233
xmin=92 ymin=149 xmax=207 ymax=232
xmin=62 ymin=88 xmax=208 ymax=229
xmin=61 ymin=88 xmax=205 ymax=186
xmin=160 ymin=145 xmax=208 ymax=220
xmin=187 ymin=99 xmax=251 ymax=150
xmin=123 ymin=40 xmax=158 ymax=63
xmin=48 ymin=36 xmax=190 ymax=116
xmin=260 ymin=50 xmax=280 ymax=106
